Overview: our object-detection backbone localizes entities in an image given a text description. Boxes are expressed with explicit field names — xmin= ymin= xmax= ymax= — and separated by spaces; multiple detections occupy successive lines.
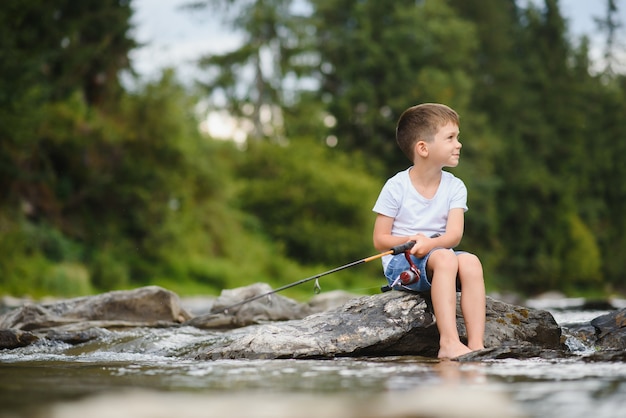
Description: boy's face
xmin=427 ymin=121 xmax=462 ymax=168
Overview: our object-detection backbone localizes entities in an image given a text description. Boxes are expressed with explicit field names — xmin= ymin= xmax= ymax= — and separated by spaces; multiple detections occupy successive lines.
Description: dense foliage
xmin=1 ymin=0 xmax=625 ymax=299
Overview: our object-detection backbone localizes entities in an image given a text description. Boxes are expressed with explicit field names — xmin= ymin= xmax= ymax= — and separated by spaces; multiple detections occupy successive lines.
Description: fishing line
xmin=220 ymin=240 xmax=416 ymax=314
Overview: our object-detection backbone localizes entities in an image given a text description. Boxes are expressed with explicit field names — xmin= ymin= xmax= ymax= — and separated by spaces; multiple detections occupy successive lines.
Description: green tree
xmin=584 ymin=77 xmax=626 ymax=292
xmin=309 ymin=0 xmax=479 ymax=170
xmin=0 ymin=0 xmax=136 ymax=216
xmin=594 ymin=0 xmax=623 ymax=76
xmin=449 ymin=0 xmax=607 ymax=293
xmin=0 ymin=0 xmax=134 ymax=108
xmin=446 ymin=0 xmax=524 ymax=132
xmin=189 ymin=0 xmax=315 ymax=141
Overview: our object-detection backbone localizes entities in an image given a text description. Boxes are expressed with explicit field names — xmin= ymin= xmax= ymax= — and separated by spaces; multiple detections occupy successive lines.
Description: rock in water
xmin=187 ymin=283 xmax=313 ymax=329
xmin=192 ymin=292 xmax=562 ymax=360
xmin=590 ymin=308 xmax=626 ymax=350
xmin=0 ymin=329 xmax=39 ymax=349
xmin=0 ymin=286 xmax=192 ymax=332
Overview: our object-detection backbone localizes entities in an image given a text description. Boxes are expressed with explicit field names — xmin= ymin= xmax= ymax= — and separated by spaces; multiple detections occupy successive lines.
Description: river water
xmin=1 ymin=299 xmax=625 ymax=418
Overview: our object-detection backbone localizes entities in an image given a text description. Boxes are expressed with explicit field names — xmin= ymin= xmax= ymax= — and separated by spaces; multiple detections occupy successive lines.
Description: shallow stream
xmin=1 ymin=299 xmax=625 ymax=418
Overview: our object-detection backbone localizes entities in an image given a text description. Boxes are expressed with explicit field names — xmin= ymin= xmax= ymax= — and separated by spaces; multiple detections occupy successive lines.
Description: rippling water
xmin=1 ymin=301 xmax=625 ymax=418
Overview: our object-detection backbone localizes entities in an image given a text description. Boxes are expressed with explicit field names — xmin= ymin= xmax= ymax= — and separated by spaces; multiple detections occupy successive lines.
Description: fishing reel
xmin=380 ymin=248 xmax=421 ymax=292
xmin=397 ymin=250 xmax=420 ymax=286
xmin=381 ymin=235 xmax=441 ymax=292
xmin=384 ymin=250 xmax=421 ymax=292
xmin=398 ymin=268 xmax=419 ymax=286
xmin=398 ymin=233 xmax=439 ymax=285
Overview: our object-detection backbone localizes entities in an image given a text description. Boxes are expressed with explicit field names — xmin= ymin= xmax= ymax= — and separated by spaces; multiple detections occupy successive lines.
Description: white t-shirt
xmin=372 ymin=167 xmax=468 ymax=270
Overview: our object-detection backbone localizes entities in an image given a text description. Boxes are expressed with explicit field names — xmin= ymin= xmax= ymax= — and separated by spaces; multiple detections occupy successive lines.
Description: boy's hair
xmin=396 ymin=103 xmax=459 ymax=161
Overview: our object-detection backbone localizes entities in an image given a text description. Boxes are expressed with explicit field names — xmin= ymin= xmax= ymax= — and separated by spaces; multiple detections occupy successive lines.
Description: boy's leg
xmin=457 ymin=253 xmax=486 ymax=351
xmin=427 ymin=249 xmax=471 ymax=359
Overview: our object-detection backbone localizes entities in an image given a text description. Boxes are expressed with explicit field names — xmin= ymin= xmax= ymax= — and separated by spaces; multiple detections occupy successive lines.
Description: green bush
xmin=235 ymin=139 xmax=382 ymax=266
xmin=562 ymin=213 xmax=602 ymax=291
xmin=90 ymin=248 xmax=131 ymax=291
xmin=39 ymin=262 xmax=92 ymax=297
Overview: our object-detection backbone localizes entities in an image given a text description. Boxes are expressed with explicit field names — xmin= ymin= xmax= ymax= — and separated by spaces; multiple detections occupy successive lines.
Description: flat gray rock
xmin=0 ymin=286 xmax=191 ymax=332
xmin=192 ymin=291 xmax=562 ymax=360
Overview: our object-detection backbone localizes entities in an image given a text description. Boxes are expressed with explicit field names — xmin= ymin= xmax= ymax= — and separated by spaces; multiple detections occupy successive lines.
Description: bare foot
xmin=437 ymin=341 xmax=472 ymax=359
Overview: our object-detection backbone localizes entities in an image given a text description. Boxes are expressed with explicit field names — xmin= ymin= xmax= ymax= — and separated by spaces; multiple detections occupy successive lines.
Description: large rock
xmin=0 ymin=286 xmax=191 ymax=332
xmin=186 ymin=283 xmax=313 ymax=329
xmin=192 ymin=291 xmax=562 ymax=360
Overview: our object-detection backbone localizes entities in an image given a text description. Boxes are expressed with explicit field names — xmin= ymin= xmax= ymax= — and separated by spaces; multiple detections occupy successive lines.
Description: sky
xmin=129 ymin=0 xmax=240 ymax=82
xmin=129 ymin=0 xmax=625 ymax=81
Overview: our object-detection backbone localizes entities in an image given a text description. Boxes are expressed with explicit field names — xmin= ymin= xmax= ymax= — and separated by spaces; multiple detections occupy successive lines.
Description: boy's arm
xmin=373 ymin=214 xmax=409 ymax=252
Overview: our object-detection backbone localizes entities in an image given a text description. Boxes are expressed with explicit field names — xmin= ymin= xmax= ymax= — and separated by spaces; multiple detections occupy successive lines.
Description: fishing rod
xmin=219 ymin=240 xmax=417 ymax=314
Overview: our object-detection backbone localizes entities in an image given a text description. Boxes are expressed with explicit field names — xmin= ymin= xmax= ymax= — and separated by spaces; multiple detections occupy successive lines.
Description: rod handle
xmin=390 ymin=240 xmax=416 ymax=255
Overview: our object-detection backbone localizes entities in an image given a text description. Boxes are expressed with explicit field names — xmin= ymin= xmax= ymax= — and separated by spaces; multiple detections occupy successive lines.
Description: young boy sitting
xmin=372 ymin=103 xmax=486 ymax=359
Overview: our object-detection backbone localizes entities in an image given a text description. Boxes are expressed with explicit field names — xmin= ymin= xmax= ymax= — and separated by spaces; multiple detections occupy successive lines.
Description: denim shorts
xmin=384 ymin=248 xmax=464 ymax=292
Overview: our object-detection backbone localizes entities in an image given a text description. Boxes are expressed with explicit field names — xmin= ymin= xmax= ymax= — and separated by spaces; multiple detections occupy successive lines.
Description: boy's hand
xmin=409 ymin=233 xmax=434 ymax=258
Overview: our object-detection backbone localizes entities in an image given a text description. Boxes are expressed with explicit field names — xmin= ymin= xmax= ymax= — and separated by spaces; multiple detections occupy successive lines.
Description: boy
xmin=372 ymin=103 xmax=485 ymax=359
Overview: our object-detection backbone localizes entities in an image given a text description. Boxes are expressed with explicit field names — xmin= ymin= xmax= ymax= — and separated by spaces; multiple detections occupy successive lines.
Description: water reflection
xmin=432 ymin=359 xmax=486 ymax=385
xmin=1 ymin=352 xmax=625 ymax=418
xmin=0 ymin=357 xmax=525 ymax=418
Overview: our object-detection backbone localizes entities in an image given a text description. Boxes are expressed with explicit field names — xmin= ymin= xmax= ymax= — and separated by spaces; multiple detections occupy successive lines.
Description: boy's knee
xmin=458 ymin=253 xmax=484 ymax=276
xmin=459 ymin=252 xmax=481 ymax=265
xmin=429 ymin=248 xmax=458 ymax=269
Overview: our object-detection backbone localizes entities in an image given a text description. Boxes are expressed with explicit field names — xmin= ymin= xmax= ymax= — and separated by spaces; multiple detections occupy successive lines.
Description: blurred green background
xmin=1 ymin=0 xmax=625 ymax=300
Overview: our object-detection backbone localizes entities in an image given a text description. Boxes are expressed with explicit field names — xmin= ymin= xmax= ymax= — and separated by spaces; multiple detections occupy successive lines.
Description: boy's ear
xmin=414 ymin=140 xmax=428 ymax=157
